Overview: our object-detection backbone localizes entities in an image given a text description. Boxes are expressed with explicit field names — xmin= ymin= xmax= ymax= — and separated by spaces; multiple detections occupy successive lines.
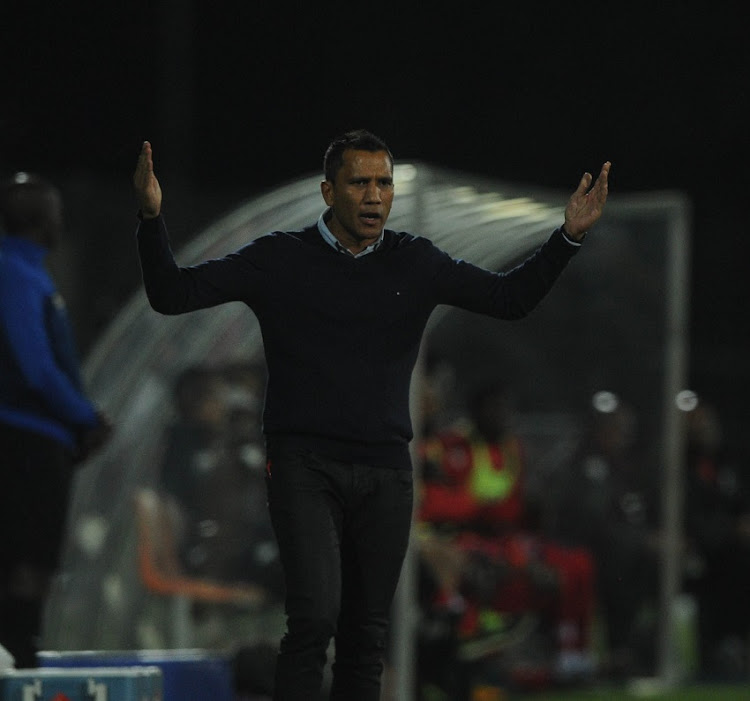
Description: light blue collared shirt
xmin=317 ymin=209 xmax=384 ymax=258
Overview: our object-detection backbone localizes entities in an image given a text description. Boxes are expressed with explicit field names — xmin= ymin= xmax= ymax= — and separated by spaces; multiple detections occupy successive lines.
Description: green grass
xmin=519 ymin=683 xmax=750 ymax=701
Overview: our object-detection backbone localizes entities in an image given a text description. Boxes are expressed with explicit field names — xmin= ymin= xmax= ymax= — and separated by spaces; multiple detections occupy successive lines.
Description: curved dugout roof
xmin=46 ymin=163 xmax=691 ymax=660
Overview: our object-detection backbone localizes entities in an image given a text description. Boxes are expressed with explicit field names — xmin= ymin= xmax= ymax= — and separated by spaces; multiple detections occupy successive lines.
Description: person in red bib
xmin=417 ymin=379 xmax=596 ymax=689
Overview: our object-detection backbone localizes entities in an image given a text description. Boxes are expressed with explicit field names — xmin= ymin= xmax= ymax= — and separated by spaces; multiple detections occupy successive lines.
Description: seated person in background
xmin=417 ymin=379 xmax=596 ymax=690
xmin=158 ymin=364 xmax=232 ymax=578
xmin=220 ymin=361 xmax=284 ymax=600
xmin=155 ymin=362 xmax=284 ymax=687
xmin=682 ymin=400 xmax=750 ymax=681
xmin=554 ymin=392 xmax=661 ymax=678
xmin=158 ymin=363 xmax=282 ymax=596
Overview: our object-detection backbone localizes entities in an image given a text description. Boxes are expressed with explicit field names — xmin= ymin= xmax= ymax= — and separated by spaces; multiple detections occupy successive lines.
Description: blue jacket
xmin=0 ymin=233 xmax=99 ymax=449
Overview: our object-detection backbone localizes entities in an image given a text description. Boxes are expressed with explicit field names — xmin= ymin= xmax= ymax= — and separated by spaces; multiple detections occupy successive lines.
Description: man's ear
xmin=320 ymin=180 xmax=334 ymax=207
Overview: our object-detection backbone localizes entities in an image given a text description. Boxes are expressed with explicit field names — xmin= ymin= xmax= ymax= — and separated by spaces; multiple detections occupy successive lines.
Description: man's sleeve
xmin=433 ymin=227 xmax=580 ymax=320
xmin=137 ymin=214 xmax=265 ymax=314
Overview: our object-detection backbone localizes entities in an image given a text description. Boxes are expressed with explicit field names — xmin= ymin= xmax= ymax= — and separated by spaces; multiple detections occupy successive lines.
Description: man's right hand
xmin=133 ymin=141 xmax=162 ymax=219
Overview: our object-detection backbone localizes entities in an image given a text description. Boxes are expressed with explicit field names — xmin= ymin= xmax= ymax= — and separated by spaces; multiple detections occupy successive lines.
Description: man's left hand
xmin=564 ymin=161 xmax=611 ymax=240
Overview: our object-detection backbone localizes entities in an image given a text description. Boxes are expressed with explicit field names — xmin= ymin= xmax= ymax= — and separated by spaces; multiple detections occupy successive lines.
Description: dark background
xmin=2 ymin=2 xmax=748 ymax=457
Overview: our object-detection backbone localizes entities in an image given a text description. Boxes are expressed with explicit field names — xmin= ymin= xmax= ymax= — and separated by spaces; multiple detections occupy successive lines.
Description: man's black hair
xmin=323 ymin=129 xmax=393 ymax=183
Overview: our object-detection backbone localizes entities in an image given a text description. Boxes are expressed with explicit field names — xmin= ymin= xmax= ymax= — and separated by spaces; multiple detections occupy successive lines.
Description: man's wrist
xmin=137 ymin=209 xmax=161 ymax=221
xmin=561 ymin=223 xmax=586 ymax=244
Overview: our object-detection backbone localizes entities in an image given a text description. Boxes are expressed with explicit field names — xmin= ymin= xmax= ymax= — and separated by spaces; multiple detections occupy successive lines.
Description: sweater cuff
xmin=137 ymin=209 xmax=162 ymax=223
xmin=560 ymin=225 xmax=584 ymax=246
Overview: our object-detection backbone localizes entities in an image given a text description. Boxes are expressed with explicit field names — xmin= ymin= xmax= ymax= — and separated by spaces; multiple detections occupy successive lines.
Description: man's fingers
xmin=592 ymin=162 xmax=611 ymax=200
xmin=136 ymin=141 xmax=153 ymax=167
xmin=574 ymin=172 xmax=593 ymax=196
xmin=576 ymin=163 xmax=611 ymax=197
xmin=134 ymin=142 xmax=155 ymax=187
xmin=595 ymin=162 xmax=611 ymax=186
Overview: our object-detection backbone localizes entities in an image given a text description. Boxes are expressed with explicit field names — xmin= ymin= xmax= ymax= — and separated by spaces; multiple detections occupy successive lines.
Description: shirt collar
xmin=317 ymin=209 xmax=383 ymax=258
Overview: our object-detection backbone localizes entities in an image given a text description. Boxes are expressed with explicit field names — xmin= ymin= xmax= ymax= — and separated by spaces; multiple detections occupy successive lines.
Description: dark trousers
xmin=265 ymin=444 xmax=413 ymax=701
xmin=0 ymin=422 xmax=75 ymax=667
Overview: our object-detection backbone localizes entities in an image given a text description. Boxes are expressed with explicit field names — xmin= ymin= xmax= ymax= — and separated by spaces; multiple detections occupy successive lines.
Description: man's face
xmin=320 ymin=149 xmax=394 ymax=253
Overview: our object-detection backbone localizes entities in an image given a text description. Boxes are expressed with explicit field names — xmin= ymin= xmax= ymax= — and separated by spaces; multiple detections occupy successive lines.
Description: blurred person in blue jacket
xmin=0 ymin=172 xmax=111 ymax=667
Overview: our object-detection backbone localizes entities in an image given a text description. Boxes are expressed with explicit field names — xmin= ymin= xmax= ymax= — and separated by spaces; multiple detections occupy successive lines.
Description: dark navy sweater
xmin=137 ymin=215 xmax=579 ymax=469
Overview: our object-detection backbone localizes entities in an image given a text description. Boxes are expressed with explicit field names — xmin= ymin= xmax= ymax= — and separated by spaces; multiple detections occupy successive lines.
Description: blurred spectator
xmin=158 ymin=364 xmax=234 ymax=579
xmin=416 ymin=354 xmax=458 ymax=441
xmin=158 ymin=362 xmax=282 ymax=594
xmin=154 ymin=361 xmax=285 ymax=693
xmin=222 ymin=360 xmax=267 ymax=474
xmin=0 ymin=173 xmax=111 ymax=667
xmin=416 ymin=379 xmax=596 ymax=695
xmin=682 ymin=400 xmax=750 ymax=681
xmin=554 ymin=391 xmax=660 ymax=678
xmin=220 ymin=361 xmax=283 ymax=598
